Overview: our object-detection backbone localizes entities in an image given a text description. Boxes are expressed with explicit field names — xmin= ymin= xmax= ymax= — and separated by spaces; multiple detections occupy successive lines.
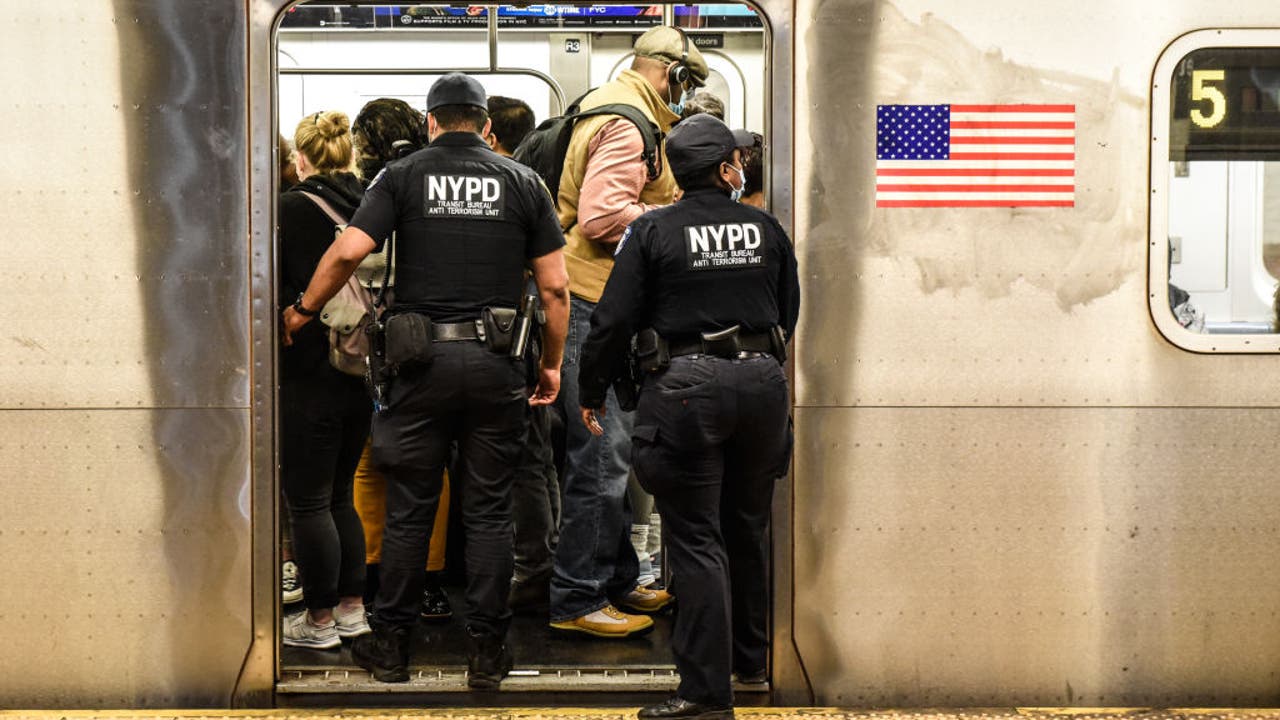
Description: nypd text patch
xmin=423 ymin=174 xmax=506 ymax=220
xmin=684 ymin=222 xmax=764 ymax=271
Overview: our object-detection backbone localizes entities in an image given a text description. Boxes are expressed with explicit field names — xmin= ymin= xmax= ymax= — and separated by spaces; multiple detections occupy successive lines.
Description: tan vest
xmin=558 ymin=70 xmax=678 ymax=303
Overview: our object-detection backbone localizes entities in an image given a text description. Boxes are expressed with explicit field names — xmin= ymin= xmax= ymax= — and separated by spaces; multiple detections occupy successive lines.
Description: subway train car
xmin=5 ymin=0 xmax=1280 ymax=710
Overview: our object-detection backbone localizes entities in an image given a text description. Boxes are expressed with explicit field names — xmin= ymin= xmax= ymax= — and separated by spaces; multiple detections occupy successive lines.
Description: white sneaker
xmin=282 ymin=610 xmax=340 ymax=649
xmin=282 ymin=561 xmax=303 ymax=604
xmin=334 ymin=605 xmax=371 ymax=638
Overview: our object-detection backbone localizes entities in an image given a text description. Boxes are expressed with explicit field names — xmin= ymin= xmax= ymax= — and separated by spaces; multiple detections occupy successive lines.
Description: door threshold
xmin=278 ymin=665 xmax=769 ymax=694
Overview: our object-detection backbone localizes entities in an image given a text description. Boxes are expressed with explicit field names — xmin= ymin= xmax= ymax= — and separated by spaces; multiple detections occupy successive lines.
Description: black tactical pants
xmin=512 ymin=403 xmax=560 ymax=583
xmin=370 ymin=340 xmax=528 ymax=638
xmin=631 ymin=354 xmax=792 ymax=706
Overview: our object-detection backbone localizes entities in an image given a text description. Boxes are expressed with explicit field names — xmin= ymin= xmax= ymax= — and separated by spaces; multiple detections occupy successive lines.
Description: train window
xmin=273 ymin=0 xmax=772 ymax=694
xmin=1152 ymin=32 xmax=1280 ymax=351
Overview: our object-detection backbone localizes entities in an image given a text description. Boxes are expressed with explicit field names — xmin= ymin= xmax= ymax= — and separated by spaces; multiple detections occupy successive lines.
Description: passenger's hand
xmin=529 ymin=367 xmax=560 ymax=406
xmin=580 ymin=406 xmax=606 ymax=436
xmin=281 ymin=306 xmax=311 ymax=347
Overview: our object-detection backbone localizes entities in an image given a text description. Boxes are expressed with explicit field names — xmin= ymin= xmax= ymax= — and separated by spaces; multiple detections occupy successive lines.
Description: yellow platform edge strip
xmin=6 ymin=709 xmax=1280 ymax=719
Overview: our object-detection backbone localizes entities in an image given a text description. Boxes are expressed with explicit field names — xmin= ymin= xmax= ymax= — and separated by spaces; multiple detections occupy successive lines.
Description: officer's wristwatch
xmin=291 ymin=294 xmax=319 ymax=317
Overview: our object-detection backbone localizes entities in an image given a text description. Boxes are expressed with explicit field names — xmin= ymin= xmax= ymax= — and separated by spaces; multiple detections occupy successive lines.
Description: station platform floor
xmin=5 ymin=709 xmax=1280 ymax=720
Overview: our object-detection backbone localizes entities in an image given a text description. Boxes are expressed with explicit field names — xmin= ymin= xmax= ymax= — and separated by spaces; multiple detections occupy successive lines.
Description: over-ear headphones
xmin=667 ymin=27 xmax=691 ymax=91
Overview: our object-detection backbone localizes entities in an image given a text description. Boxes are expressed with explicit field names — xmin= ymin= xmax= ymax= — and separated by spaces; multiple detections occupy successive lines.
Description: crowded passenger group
xmin=276 ymin=25 xmax=798 ymax=720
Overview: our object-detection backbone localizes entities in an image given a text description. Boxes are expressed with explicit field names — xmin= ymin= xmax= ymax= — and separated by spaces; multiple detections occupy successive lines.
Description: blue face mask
xmin=726 ymin=163 xmax=746 ymax=203
xmin=668 ymin=88 xmax=689 ymax=116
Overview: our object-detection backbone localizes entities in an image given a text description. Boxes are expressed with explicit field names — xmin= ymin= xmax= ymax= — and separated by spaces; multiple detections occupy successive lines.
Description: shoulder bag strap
xmin=295 ymin=190 xmax=374 ymax=315
xmin=297 ymin=189 xmax=350 ymax=227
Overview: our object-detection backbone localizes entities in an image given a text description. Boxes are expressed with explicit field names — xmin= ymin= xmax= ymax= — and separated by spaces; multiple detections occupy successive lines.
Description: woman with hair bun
xmin=278 ymin=110 xmax=372 ymax=649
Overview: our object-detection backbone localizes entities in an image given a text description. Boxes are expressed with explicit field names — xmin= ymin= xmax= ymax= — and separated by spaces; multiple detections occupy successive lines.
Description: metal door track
xmin=277 ymin=667 xmax=769 ymax=694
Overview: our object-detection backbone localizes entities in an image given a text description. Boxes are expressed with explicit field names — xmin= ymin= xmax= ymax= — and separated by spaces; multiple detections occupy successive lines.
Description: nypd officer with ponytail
xmin=282 ymin=73 xmax=570 ymax=688
xmin=577 ymin=114 xmax=798 ymax=720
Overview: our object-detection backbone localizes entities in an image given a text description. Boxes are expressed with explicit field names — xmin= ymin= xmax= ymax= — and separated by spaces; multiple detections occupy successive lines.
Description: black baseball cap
xmin=427 ymin=73 xmax=487 ymax=112
xmin=666 ymin=113 xmax=738 ymax=177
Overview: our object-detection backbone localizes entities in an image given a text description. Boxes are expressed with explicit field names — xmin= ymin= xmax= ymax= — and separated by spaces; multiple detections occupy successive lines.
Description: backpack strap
xmin=296 ymin=190 xmax=391 ymax=311
xmin=571 ymin=103 xmax=661 ymax=181
xmin=297 ymin=190 xmax=349 ymax=228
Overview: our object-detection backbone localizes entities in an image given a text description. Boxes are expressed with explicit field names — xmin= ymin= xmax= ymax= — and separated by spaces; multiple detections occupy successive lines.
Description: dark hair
xmin=680 ymin=92 xmax=725 ymax=122
xmin=487 ymin=96 xmax=535 ymax=153
xmin=740 ymin=131 xmax=763 ymax=197
xmin=353 ymin=98 xmax=427 ymax=181
xmin=430 ymin=104 xmax=490 ymax=134
xmin=278 ymin=133 xmax=299 ymax=192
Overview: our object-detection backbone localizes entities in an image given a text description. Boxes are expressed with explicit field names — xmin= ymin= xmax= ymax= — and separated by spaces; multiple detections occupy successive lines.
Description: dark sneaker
xmin=351 ymin=623 xmax=410 ymax=683
xmin=421 ymin=574 xmax=453 ymax=623
xmin=733 ymin=668 xmax=767 ymax=684
xmin=638 ymin=697 xmax=734 ymax=719
xmin=466 ymin=627 xmax=513 ymax=689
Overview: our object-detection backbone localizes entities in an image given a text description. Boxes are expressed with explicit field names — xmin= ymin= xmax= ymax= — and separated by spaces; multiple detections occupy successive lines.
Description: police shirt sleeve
xmin=348 ymin=166 xmax=396 ymax=250
xmin=770 ymin=214 xmax=801 ymax=340
xmin=524 ymin=173 xmax=566 ymax=259
xmin=577 ymin=220 xmax=650 ymax=409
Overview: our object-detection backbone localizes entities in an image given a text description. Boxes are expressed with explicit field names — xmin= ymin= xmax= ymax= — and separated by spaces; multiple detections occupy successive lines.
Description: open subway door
xmin=250 ymin=0 xmax=798 ymax=703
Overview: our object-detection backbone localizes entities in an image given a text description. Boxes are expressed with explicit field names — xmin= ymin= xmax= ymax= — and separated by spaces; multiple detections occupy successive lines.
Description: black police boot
xmin=351 ymin=621 xmax=411 ymax=683
xmin=421 ymin=571 xmax=453 ymax=622
xmin=465 ymin=626 xmax=513 ymax=689
xmin=637 ymin=698 xmax=734 ymax=720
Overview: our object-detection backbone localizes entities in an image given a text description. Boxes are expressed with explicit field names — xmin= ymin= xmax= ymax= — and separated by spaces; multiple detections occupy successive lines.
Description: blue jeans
xmin=550 ymin=295 xmax=639 ymax=621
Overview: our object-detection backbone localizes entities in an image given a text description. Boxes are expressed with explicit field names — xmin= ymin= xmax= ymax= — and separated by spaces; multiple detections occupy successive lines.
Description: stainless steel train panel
xmin=0 ymin=1 xmax=255 ymax=708
xmin=0 ymin=409 xmax=251 ymax=707
xmin=793 ymin=0 xmax=1280 ymax=410
xmin=1 ymin=1 xmax=250 ymax=410
xmin=789 ymin=0 xmax=1280 ymax=708
xmin=793 ymin=406 xmax=1280 ymax=706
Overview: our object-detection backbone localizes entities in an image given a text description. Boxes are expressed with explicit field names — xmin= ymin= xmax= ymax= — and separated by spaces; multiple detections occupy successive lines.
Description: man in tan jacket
xmin=547 ymin=26 xmax=708 ymax=639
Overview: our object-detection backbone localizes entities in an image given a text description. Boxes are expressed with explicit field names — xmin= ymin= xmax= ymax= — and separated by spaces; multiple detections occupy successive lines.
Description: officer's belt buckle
xmin=701 ymin=326 xmax=742 ymax=359
xmin=430 ymin=320 xmax=483 ymax=343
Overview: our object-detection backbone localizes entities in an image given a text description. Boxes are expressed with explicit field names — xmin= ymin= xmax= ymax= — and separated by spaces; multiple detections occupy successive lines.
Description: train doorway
xmin=268 ymin=0 xmax=779 ymax=703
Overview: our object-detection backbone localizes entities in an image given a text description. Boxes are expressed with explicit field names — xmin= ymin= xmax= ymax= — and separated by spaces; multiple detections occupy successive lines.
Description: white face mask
xmin=725 ymin=163 xmax=746 ymax=202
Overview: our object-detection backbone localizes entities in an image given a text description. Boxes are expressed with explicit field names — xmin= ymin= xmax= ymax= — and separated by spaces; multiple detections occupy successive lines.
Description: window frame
xmin=1150 ymin=28 xmax=1280 ymax=353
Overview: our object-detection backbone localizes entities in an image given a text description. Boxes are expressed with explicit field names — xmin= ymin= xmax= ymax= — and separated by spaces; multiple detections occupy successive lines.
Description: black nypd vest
xmin=350 ymin=131 xmax=564 ymax=324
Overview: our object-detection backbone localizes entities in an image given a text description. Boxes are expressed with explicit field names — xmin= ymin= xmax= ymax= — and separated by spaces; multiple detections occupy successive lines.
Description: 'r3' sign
xmin=565 ymin=39 xmax=581 ymax=53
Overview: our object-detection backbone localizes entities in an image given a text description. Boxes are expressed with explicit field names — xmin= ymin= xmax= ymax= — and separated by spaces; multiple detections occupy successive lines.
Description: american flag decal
xmin=875 ymin=104 xmax=1075 ymax=208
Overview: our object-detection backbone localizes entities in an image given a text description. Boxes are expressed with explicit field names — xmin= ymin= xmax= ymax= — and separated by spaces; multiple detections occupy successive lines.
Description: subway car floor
xmin=280 ymin=584 xmax=680 ymax=695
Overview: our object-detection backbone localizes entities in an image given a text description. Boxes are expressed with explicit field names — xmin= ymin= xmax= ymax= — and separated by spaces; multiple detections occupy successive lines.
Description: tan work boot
xmin=549 ymin=604 xmax=654 ymax=638
xmin=617 ymin=584 xmax=674 ymax=614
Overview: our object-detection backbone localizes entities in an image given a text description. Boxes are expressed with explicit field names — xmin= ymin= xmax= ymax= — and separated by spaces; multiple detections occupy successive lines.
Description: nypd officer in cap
xmin=282 ymin=73 xmax=570 ymax=688
xmin=577 ymin=114 xmax=798 ymax=719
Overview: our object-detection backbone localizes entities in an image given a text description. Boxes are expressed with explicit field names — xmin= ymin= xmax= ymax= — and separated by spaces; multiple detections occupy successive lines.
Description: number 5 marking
xmin=1191 ymin=69 xmax=1226 ymax=128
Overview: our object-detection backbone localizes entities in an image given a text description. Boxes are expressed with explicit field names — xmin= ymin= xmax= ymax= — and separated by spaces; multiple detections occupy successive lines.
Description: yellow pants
xmin=352 ymin=438 xmax=449 ymax=571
